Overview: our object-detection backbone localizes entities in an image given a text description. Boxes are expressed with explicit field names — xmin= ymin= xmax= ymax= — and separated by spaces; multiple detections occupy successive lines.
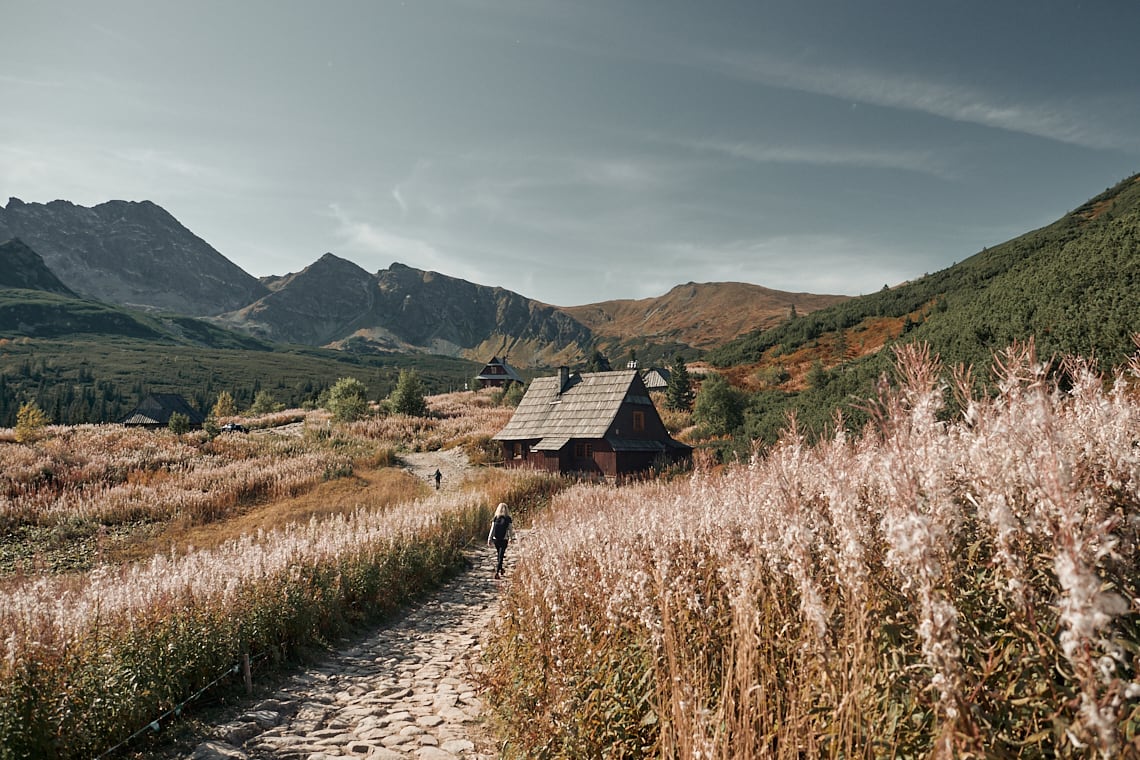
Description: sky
xmin=2 ymin=1 xmax=1139 ymax=306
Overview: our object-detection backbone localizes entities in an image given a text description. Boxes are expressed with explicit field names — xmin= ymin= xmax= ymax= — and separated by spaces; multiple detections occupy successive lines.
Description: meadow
xmin=483 ymin=342 xmax=1140 ymax=758
xmin=3 ymin=343 xmax=1139 ymax=759
xmin=0 ymin=389 xmax=557 ymax=759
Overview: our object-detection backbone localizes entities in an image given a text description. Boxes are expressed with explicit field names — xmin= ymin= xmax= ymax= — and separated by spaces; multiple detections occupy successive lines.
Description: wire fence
xmin=93 ymin=649 xmax=272 ymax=759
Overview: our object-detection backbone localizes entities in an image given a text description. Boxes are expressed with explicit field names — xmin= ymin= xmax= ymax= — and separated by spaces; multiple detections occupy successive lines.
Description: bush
xmin=326 ymin=377 xmax=370 ymax=422
xmin=692 ymin=373 xmax=745 ymax=437
xmin=167 ymin=412 xmax=190 ymax=435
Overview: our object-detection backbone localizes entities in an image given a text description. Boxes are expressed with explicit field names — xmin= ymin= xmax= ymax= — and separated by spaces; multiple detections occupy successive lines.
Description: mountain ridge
xmin=0 ymin=198 xmax=844 ymax=365
xmin=0 ymin=197 xmax=269 ymax=315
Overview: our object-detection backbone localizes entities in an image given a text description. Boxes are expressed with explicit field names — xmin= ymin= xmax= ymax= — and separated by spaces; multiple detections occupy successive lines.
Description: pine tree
xmin=15 ymin=401 xmax=49 ymax=443
xmin=389 ymin=370 xmax=428 ymax=417
xmin=665 ymin=354 xmax=694 ymax=411
xmin=212 ymin=390 xmax=237 ymax=418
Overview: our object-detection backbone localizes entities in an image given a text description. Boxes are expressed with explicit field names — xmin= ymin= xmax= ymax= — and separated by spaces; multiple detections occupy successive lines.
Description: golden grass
xmin=105 ymin=466 xmax=430 ymax=563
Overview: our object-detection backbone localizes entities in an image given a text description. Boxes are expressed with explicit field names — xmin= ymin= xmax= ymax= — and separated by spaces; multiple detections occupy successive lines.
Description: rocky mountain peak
xmin=0 ymin=238 xmax=77 ymax=296
xmin=0 ymin=198 xmax=268 ymax=315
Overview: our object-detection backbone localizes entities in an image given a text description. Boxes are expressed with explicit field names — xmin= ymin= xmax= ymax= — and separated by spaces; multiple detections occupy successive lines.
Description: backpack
xmin=492 ymin=515 xmax=511 ymax=541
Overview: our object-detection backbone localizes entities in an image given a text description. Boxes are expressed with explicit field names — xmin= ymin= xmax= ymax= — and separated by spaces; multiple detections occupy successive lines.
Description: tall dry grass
xmin=483 ymin=342 xmax=1140 ymax=758
xmin=0 ymin=390 xmax=546 ymax=758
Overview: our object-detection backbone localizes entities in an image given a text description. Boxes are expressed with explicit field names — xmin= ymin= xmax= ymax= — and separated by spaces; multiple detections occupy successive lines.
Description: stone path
xmin=188 ymin=545 xmax=508 ymax=760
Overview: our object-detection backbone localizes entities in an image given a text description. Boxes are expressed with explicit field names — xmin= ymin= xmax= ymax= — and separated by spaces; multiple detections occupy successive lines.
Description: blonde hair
xmin=494 ymin=502 xmax=510 ymax=518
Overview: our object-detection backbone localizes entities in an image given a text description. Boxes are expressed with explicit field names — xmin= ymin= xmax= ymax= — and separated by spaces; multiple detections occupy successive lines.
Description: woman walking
xmin=487 ymin=502 xmax=515 ymax=579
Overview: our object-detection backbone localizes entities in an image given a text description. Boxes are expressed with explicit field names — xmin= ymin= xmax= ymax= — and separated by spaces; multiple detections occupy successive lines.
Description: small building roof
xmin=641 ymin=367 xmax=671 ymax=390
xmin=475 ymin=356 xmax=524 ymax=383
xmin=493 ymin=369 xmax=653 ymax=443
xmin=122 ymin=393 xmax=205 ymax=426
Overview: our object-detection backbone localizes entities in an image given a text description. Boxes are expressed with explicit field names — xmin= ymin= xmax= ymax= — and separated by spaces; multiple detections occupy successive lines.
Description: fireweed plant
xmin=0 ymin=467 xmax=565 ymax=758
xmin=0 ymin=390 xmax=552 ymax=758
xmin=483 ymin=342 xmax=1140 ymax=759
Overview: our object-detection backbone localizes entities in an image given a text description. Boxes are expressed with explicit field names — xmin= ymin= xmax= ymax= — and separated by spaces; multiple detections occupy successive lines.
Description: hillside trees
xmin=250 ymin=389 xmax=283 ymax=415
xmin=585 ymin=349 xmax=611 ymax=373
xmin=692 ymin=373 xmax=745 ymax=437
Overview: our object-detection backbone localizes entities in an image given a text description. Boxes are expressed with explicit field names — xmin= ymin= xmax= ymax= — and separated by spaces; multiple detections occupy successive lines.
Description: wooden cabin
xmin=121 ymin=393 xmax=205 ymax=429
xmin=493 ymin=368 xmax=690 ymax=477
xmin=475 ymin=356 xmax=524 ymax=389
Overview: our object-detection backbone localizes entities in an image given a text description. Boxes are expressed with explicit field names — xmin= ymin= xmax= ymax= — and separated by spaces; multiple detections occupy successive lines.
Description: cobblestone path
xmin=188 ymin=546 xmax=508 ymax=760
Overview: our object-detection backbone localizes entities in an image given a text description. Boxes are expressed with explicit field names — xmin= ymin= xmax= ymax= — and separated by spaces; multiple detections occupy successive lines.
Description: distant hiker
xmin=433 ymin=469 xmax=442 ymax=489
xmin=487 ymin=502 xmax=515 ymax=579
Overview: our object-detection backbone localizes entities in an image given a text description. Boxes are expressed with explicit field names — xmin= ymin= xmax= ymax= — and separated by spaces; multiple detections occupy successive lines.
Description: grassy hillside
xmin=0 ymin=282 xmax=483 ymax=425
xmin=0 ymin=335 xmax=480 ymax=426
xmin=702 ymin=172 xmax=1140 ymax=445
xmin=562 ymin=281 xmax=847 ymax=351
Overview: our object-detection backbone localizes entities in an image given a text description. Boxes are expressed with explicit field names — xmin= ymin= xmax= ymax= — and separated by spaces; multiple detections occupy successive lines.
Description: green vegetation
xmin=167 ymin=411 xmax=190 ymax=435
xmin=692 ymin=372 xmax=745 ymax=437
xmin=704 ymin=172 xmax=1140 ymax=447
xmin=0 ymin=335 xmax=479 ymax=427
xmin=664 ymin=353 xmax=693 ymax=411
xmin=388 ymin=369 xmax=428 ymax=417
xmin=14 ymin=400 xmax=48 ymax=443
xmin=326 ymin=376 xmax=370 ymax=422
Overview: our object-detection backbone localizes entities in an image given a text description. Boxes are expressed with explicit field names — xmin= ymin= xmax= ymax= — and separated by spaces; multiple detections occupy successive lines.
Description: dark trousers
xmin=493 ymin=539 xmax=509 ymax=574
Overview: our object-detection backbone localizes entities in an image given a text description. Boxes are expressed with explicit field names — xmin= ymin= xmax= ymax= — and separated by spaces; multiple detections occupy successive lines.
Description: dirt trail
xmin=398 ymin=447 xmax=474 ymax=494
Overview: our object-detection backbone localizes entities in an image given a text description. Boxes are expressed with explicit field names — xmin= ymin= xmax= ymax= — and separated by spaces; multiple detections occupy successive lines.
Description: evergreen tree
xmin=15 ymin=401 xmax=49 ymax=443
xmin=585 ymin=349 xmax=611 ymax=373
xmin=389 ymin=369 xmax=428 ymax=417
xmin=249 ymin=390 xmax=281 ymax=415
xmin=502 ymin=381 xmax=526 ymax=407
xmin=212 ymin=390 xmax=237 ymax=418
xmin=665 ymin=354 xmax=694 ymax=411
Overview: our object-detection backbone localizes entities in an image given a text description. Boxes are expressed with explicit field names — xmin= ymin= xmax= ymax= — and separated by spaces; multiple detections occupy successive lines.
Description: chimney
xmin=558 ymin=366 xmax=570 ymax=394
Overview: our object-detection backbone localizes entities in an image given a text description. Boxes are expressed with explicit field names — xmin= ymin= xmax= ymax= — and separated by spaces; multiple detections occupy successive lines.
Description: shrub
xmin=167 ymin=411 xmax=190 ymax=434
xmin=326 ymin=377 xmax=370 ymax=422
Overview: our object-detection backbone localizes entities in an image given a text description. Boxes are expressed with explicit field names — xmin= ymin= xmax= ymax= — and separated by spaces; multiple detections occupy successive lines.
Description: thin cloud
xmin=681 ymin=138 xmax=956 ymax=179
xmin=708 ymin=48 xmax=1138 ymax=153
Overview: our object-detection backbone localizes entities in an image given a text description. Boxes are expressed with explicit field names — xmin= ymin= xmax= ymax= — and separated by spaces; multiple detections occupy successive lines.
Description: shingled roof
xmin=493 ymin=369 xmax=652 ymax=443
xmin=121 ymin=393 xmax=205 ymax=427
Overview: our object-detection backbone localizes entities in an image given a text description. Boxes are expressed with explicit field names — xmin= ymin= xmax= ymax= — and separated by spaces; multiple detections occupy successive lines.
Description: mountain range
xmin=2 ymin=170 xmax=1137 ymax=433
xmin=0 ymin=197 xmax=847 ymax=366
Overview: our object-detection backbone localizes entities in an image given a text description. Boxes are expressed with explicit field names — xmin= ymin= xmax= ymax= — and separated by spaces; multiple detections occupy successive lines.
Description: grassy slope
xmin=562 ymin=281 xmax=848 ymax=351
xmin=698 ymin=172 xmax=1140 ymax=444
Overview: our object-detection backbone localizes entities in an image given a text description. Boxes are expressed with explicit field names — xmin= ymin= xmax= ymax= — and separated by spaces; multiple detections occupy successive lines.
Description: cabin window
xmin=574 ymin=442 xmax=594 ymax=458
xmin=513 ymin=443 xmax=523 ymax=459
xmin=632 ymin=411 xmax=645 ymax=432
